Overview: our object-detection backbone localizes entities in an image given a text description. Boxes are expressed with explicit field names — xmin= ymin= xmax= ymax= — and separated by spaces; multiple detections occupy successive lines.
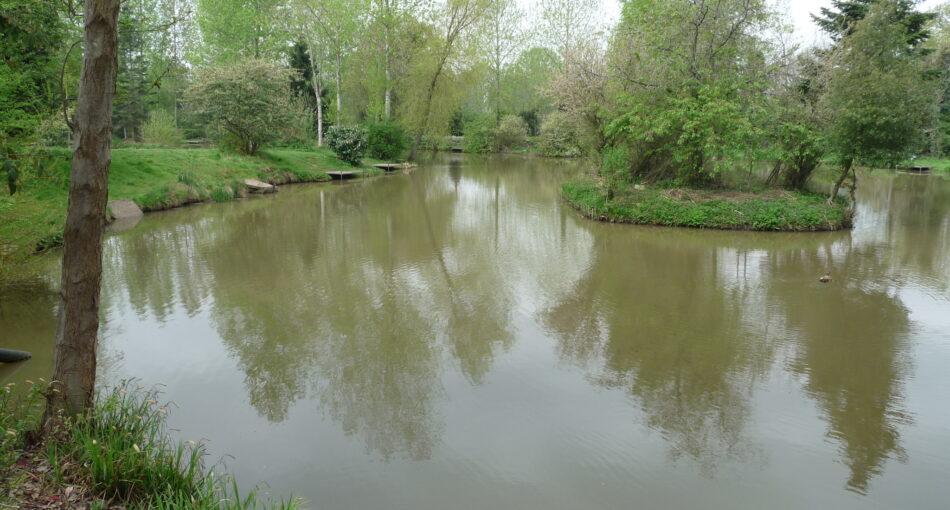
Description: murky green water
xmin=2 ymin=154 xmax=949 ymax=509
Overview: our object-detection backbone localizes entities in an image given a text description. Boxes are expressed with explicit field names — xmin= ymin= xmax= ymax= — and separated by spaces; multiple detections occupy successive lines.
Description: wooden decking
xmin=328 ymin=170 xmax=361 ymax=180
xmin=372 ymin=163 xmax=418 ymax=172
xmin=908 ymin=166 xmax=932 ymax=172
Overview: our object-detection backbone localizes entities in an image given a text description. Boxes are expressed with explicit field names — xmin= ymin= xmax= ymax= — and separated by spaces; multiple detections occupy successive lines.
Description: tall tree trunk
xmin=45 ymin=0 xmax=120 ymax=426
xmin=306 ymin=40 xmax=324 ymax=147
xmin=336 ymin=54 xmax=343 ymax=124
xmin=384 ymin=27 xmax=392 ymax=120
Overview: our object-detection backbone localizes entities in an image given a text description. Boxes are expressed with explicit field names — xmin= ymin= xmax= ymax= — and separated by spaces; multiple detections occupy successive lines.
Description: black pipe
xmin=0 ymin=348 xmax=31 ymax=363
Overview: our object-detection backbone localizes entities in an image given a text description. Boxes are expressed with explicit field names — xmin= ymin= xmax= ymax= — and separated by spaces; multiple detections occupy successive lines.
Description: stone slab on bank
xmin=244 ymin=179 xmax=276 ymax=193
xmin=108 ymin=199 xmax=144 ymax=220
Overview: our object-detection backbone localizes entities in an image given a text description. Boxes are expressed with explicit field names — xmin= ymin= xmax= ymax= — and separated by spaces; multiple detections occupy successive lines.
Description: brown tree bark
xmin=828 ymin=157 xmax=854 ymax=205
xmin=44 ymin=0 xmax=120 ymax=426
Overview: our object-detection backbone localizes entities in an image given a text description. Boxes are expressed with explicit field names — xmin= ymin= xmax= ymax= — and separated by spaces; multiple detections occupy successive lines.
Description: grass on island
xmin=0 ymin=146 xmax=367 ymax=282
xmin=563 ymin=179 xmax=851 ymax=232
xmin=901 ymin=156 xmax=950 ymax=173
xmin=1 ymin=380 xmax=303 ymax=509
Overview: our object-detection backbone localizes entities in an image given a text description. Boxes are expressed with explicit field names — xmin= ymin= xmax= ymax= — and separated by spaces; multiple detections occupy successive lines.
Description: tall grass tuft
xmin=45 ymin=381 xmax=303 ymax=509
xmin=0 ymin=380 xmax=46 ymax=466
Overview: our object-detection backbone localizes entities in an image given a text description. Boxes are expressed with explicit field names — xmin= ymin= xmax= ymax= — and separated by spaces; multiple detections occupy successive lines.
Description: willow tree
xmin=821 ymin=0 xmax=936 ymax=208
xmin=407 ymin=0 xmax=492 ymax=161
xmin=45 ymin=0 xmax=120 ymax=423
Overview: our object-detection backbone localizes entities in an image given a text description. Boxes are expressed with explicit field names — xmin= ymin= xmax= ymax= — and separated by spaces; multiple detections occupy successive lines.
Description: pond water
xmin=2 ymin=154 xmax=949 ymax=509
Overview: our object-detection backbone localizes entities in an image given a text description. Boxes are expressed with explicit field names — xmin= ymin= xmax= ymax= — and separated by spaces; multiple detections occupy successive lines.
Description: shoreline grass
xmin=563 ymin=179 xmax=851 ymax=232
xmin=0 ymin=146 xmax=368 ymax=284
xmin=1 ymin=381 xmax=302 ymax=509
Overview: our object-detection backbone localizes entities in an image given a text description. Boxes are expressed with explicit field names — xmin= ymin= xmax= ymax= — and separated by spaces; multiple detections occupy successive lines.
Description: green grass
xmin=901 ymin=156 xmax=950 ymax=173
xmin=563 ymin=179 xmax=851 ymax=232
xmin=1 ymin=381 xmax=303 ymax=509
xmin=0 ymin=146 xmax=368 ymax=282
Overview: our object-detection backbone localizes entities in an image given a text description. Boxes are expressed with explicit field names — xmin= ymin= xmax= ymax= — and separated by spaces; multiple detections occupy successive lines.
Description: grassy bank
xmin=900 ymin=156 xmax=950 ymax=173
xmin=563 ymin=179 xmax=851 ymax=231
xmin=1 ymin=381 xmax=302 ymax=509
xmin=0 ymin=147 xmax=362 ymax=282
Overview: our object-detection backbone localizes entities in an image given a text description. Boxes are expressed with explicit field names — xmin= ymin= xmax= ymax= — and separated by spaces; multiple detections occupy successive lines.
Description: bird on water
xmin=819 ymin=273 xmax=832 ymax=283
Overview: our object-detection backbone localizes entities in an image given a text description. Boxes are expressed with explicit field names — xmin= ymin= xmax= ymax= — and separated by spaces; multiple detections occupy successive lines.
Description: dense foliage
xmin=538 ymin=111 xmax=583 ymax=157
xmin=0 ymin=0 xmax=68 ymax=155
xmin=494 ymin=115 xmax=528 ymax=151
xmin=186 ymin=59 xmax=297 ymax=155
xmin=601 ymin=0 xmax=773 ymax=185
xmin=326 ymin=126 xmax=368 ymax=166
xmin=366 ymin=121 xmax=408 ymax=160
xmin=464 ymin=116 xmax=497 ymax=153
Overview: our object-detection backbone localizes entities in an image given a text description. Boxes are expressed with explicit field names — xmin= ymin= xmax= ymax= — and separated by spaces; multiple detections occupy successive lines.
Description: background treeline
xmin=2 ymin=0 xmax=950 ymax=180
xmin=1 ymin=0 xmax=598 ymax=165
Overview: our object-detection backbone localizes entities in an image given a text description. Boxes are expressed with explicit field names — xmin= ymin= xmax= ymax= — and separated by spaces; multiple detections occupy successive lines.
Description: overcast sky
xmin=518 ymin=0 xmax=947 ymax=48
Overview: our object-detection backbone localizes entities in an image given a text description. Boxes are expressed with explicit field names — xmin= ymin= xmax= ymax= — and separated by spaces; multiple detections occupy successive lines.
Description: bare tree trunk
xmin=306 ymin=39 xmax=324 ymax=146
xmin=45 ymin=0 xmax=120 ymax=426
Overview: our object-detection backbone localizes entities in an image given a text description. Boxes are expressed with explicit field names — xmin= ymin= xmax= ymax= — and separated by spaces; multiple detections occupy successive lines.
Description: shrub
xmin=326 ymin=126 xmax=368 ymax=166
xmin=464 ymin=116 xmax=495 ymax=153
xmin=366 ymin=122 xmax=408 ymax=160
xmin=141 ymin=110 xmax=181 ymax=147
xmin=494 ymin=115 xmax=528 ymax=152
xmin=538 ymin=112 xmax=583 ymax=157
xmin=186 ymin=59 xmax=297 ymax=155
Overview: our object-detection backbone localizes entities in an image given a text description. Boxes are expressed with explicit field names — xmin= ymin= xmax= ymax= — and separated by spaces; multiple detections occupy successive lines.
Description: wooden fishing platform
xmin=373 ymin=163 xmax=418 ymax=172
xmin=328 ymin=170 xmax=361 ymax=180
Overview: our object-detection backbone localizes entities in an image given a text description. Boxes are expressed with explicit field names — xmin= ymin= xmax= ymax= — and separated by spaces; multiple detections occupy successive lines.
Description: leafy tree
xmin=287 ymin=40 xmax=329 ymax=145
xmin=602 ymin=0 xmax=776 ymax=185
xmin=769 ymin=51 xmax=826 ymax=191
xmin=186 ymin=59 xmax=297 ymax=155
xmin=502 ymin=47 xmax=560 ymax=134
xmin=538 ymin=0 xmax=599 ymax=56
xmin=195 ymin=0 xmax=285 ymax=62
xmin=294 ymin=0 xmax=368 ymax=125
xmin=113 ymin=0 xmax=154 ymax=140
xmin=482 ymin=0 xmax=528 ymax=123
xmin=371 ymin=0 xmax=431 ymax=120
xmin=0 ymin=0 xmax=68 ymax=154
xmin=821 ymin=0 xmax=937 ymax=205
xmin=813 ymin=0 xmax=935 ymax=47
